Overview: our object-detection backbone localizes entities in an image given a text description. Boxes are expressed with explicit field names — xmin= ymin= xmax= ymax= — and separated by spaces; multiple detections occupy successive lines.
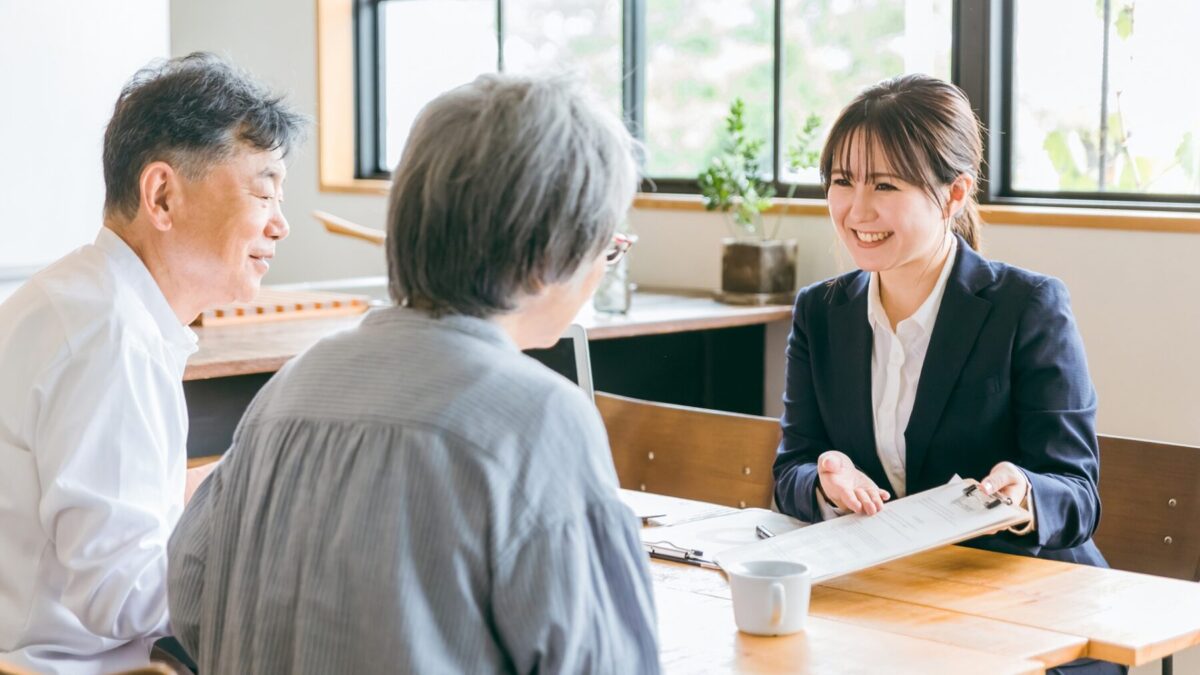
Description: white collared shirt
xmin=818 ymin=237 xmax=957 ymax=519
xmin=867 ymin=236 xmax=959 ymax=500
xmin=0 ymin=227 xmax=197 ymax=675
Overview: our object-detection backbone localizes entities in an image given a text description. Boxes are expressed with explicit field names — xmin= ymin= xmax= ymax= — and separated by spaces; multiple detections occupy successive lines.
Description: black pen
xmin=645 ymin=549 xmax=719 ymax=570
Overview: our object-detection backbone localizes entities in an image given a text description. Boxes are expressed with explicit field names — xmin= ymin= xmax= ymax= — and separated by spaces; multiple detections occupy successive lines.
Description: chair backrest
xmin=595 ymin=392 xmax=780 ymax=509
xmin=1094 ymin=434 xmax=1200 ymax=581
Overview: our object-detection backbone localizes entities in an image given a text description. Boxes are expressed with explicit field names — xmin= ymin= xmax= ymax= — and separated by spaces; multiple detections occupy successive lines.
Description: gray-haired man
xmin=0 ymin=53 xmax=305 ymax=674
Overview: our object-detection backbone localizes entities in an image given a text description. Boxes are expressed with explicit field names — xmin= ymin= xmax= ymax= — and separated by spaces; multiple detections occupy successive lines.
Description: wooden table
xmin=184 ymin=289 xmax=791 ymax=381
xmin=643 ymin=495 xmax=1200 ymax=673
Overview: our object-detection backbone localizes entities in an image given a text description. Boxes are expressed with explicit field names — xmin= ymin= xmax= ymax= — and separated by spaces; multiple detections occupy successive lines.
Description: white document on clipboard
xmin=618 ymin=488 xmax=739 ymax=527
xmin=714 ymin=478 xmax=1031 ymax=582
xmin=641 ymin=508 xmax=807 ymax=566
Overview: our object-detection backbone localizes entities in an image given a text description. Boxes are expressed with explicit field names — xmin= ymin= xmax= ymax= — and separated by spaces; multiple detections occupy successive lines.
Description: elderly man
xmin=0 ymin=53 xmax=305 ymax=674
xmin=168 ymin=73 xmax=659 ymax=674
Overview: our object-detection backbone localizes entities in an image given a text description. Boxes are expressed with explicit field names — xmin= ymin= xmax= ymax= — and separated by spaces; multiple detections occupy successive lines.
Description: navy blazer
xmin=773 ymin=235 xmax=1107 ymax=566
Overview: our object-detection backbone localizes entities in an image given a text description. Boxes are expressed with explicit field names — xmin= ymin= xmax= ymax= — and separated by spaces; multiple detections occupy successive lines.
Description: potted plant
xmin=699 ymin=100 xmax=820 ymax=305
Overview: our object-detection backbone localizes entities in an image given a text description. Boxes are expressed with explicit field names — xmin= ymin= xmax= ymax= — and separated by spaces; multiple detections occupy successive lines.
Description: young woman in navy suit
xmin=772 ymin=73 xmax=1122 ymax=675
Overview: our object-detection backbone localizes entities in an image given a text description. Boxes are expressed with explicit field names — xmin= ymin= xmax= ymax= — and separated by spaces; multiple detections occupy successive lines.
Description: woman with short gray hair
xmin=168 ymin=73 xmax=661 ymax=674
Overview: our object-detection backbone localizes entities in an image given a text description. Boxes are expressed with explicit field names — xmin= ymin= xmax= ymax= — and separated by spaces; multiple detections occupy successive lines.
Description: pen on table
xmin=755 ymin=525 xmax=776 ymax=540
xmin=647 ymin=550 xmax=720 ymax=570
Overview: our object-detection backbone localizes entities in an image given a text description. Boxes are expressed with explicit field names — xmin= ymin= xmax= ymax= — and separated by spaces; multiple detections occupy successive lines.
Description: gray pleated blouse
xmin=167 ymin=307 xmax=660 ymax=674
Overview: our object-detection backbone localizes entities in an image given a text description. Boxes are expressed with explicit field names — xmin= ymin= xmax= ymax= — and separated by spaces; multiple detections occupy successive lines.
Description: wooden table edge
xmin=1088 ymin=627 xmax=1200 ymax=667
xmin=825 ymin=549 xmax=1199 ymax=668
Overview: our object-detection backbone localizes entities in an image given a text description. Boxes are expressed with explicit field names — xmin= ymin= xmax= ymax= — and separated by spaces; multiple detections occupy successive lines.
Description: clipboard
xmin=714 ymin=478 xmax=1031 ymax=582
xmin=640 ymin=508 xmax=806 ymax=569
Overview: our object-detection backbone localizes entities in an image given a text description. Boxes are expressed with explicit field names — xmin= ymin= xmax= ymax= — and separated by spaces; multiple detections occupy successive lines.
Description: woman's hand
xmin=979 ymin=461 xmax=1030 ymax=506
xmin=817 ymin=451 xmax=890 ymax=515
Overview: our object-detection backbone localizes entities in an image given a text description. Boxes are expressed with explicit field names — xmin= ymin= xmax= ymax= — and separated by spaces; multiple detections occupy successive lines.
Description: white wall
xmin=171 ymin=0 xmax=1199 ymax=449
xmin=0 ymin=0 xmax=169 ymax=277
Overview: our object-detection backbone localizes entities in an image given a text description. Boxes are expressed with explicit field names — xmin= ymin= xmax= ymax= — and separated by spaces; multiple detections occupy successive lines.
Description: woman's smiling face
xmin=826 ymin=131 xmax=952 ymax=277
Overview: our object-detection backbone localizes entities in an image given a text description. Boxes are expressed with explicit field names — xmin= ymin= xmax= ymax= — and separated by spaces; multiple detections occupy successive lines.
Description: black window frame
xmin=354 ymin=0 xmax=1200 ymax=212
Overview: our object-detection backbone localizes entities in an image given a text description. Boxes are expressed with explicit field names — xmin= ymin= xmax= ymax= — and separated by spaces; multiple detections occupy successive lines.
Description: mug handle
xmin=769 ymin=582 xmax=785 ymax=628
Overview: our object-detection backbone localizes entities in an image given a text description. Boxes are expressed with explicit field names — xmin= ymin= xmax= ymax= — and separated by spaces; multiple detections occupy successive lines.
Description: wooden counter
xmin=184 ymin=290 xmax=792 ymax=382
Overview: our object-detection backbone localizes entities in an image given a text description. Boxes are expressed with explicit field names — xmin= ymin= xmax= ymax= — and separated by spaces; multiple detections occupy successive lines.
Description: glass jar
xmin=593 ymin=254 xmax=633 ymax=314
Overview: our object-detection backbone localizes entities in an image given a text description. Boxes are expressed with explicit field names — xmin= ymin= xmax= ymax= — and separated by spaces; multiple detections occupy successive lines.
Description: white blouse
xmin=866 ymin=236 xmax=959 ymax=500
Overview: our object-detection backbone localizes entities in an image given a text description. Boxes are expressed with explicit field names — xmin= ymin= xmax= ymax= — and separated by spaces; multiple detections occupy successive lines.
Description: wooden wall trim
xmin=316 ymin=0 xmax=366 ymax=193
xmin=632 ymin=194 xmax=1200 ymax=234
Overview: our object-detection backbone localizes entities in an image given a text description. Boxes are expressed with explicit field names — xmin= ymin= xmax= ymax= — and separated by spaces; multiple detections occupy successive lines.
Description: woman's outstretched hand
xmin=816 ymin=451 xmax=891 ymax=515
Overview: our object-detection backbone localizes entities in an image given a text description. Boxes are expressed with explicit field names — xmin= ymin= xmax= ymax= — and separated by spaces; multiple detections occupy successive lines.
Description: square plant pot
xmin=717 ymin=238 xmax=797 ymax=305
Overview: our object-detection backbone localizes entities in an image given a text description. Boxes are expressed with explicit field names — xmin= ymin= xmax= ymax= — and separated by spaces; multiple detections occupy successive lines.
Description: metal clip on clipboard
xmin=962 ymin=482 xmax=1014 ymax=509
xmin=643 ymin=540 xmax=718 ymax=568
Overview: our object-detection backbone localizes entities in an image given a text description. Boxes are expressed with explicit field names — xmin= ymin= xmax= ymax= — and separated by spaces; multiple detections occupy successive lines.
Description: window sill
xmin=319 ymin=178 xmax=390 ymax=196
xmin=633 ymin=194 xmax=1200 ymax=234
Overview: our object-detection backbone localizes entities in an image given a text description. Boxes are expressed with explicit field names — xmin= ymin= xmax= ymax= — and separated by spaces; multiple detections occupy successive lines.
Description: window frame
xmin=349 ymin=0 xmax=1200 ymax=213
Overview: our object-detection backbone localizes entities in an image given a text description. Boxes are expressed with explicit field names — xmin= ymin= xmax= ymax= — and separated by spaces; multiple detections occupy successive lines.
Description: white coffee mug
xmin=726 ymin=560 xmax=811 ymax=636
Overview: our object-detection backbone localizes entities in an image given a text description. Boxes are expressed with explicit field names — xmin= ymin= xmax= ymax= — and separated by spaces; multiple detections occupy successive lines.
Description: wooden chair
xmin=1094 ymin=434 xmax=1200 ymax=582
xmin=1093 ymin=434 xmax=1200 ymax=675
xmin=595 ymin=392 xmax=781 ymax=509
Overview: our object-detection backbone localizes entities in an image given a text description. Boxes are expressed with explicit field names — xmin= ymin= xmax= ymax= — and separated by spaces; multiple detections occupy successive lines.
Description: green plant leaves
xmin=698 ymin=98 xmax=775 ymax=237
xmin=785 ymin=113 xmax=822 ymax=174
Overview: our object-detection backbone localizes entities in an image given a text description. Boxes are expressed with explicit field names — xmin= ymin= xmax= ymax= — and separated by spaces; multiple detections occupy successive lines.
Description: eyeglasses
xmin=604 ymin=232 xmax=638 ymax=266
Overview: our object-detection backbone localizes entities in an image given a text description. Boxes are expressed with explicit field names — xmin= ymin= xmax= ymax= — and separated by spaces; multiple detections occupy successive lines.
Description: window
xmin=503 ymin=0 xmax=623 ymax=116
xmin=361 ymin=0 xmax=620 ymax=176
xmin=642 ymin=1 xmax=774 ymax=179
xmin=353 ymin=0 xmax=1200 ymax=210
xmin=779 ymin=0 xmax=952 ymax=184
xmin=1006 ymin=1 xmax=1200 ymax=201
xmin=376 ymin=0 xmax=498 ymax=172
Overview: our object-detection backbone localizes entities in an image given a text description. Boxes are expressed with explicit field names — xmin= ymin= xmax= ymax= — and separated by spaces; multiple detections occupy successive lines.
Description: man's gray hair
xmin=103 ymin=52 xmax=308 ymax=220
xmin=386 ymin=72 xmax=638 ymax=317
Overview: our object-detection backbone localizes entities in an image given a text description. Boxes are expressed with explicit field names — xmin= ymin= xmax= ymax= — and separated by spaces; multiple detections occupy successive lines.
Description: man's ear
xmin=138 ymin=161 xmax=179 ymax=233
xmin=944 ymin=172 xmax=975 ymax=220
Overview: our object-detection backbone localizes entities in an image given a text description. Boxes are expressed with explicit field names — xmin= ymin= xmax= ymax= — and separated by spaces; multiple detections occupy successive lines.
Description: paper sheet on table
xmin=618 ymin=489 xmax=739 ymax=527
xmin=714 ymin=478 xmax=1030 ymax=582
xmin=640 ymin=508 xmax=807 ymax=560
